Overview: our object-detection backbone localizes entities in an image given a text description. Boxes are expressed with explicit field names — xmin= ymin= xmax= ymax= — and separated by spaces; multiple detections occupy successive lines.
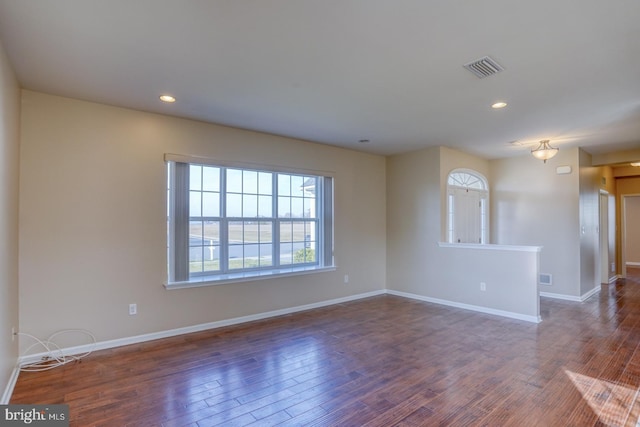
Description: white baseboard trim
xmin=609 ymin=275 xmax=619 ymax=284
xmin=539 ymin=287 xmax=601 ymax=302
xmin=539 ymin=291 xmax=582 ymax=302
xmin=627 ymin=262 xmax=640 ymax=267
xmin=18 ymin=289 xmax=386 ymax=366
xmin=1 ymin=365 xmax=20 ymax=404
xmin=386 ymin=289 xmax=542 ymax=323
xmin=580 ymin=286 xmax=601 ymax=302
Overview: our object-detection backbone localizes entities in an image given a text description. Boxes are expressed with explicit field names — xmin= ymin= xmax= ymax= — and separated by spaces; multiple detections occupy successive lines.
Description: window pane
xmin=202 ymin=192 xmax=220 ymax=217
xmin=243 ymin=194 xmax=258 ymax=217
xmin=227 ymin=169 xmax=243 ymax=193
xmin=258 ymin=172 xmax=272 ymax=195
xmin=228 ymin=248 xmax=244 ymax=270
xmin=202 ymin=166 xmax=220 ymax=192
xmin=292 ymin=222 xmax=305 ymax=242
xmin=305 ymin=221 xmax=315 ymax=242
xmin=244 ymin=222 xmax=259 ymax=243
xmin=203 ymin=221 xmax=221 ymax=272
xmin=302 ymin=177 xmax=316 ymax=196
xmin=259 ymin=243 xmax=273 ymax=266
xmin=203 ymin=221 xmax=220 ymax=244
xmin=228 ymin=221 xmax=243 ymax=245
xmin=291 ymin=175 xmax=304 ymax=197
xmin=280 ymin=221 xmax=292 ymax=243
xmin=189 ymin=221 xmax=203 ymax=246
xmin=291 ymin=241 xmax=306 ymax=264
xmin=291 ymin=197 xmax=304 ymax=218
xmin=259 ymin=221 xmax=272 ymax=242
xmin=306 ymin=248 xmax=316 ymax=263
xmin=280 ymin=243 xmax=293 ymax=265
xmin=448 ymin=171 xmax=486 ymax=190
xmin=294 ymin=246 xmax=316 ymax=264
xmin=304 ymin=198 xmax=315 ymax=218
xmin=244 ymin=244 xmax=259 ymax=268
xmin=227 ymin=193 xmax=242 ymax=217
xmin=278 ymin=174 xmax=290 ymax=196
xmin=243 ymin=170 xmax=258 ymax=194
xmin=189 ymin=165 xmax=202 ymax=190
xmin=202 ymin=245 xmax=220 ymax=272
xmin=278 ymin=196 xmax=291 ymax=217
xmin=258 ymin=195 xmax=272 ymax=217
xmin=228 ymin=217 xmax=243 ymax=270
xmin=189 ymin=191 xmax=202 ymax=217
xmin=189 ymin=247 xmax=203 ymax=272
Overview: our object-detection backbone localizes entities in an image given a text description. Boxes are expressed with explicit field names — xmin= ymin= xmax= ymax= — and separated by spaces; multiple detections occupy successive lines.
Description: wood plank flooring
xmin=11 ymin=269 xmax=640 ymax=426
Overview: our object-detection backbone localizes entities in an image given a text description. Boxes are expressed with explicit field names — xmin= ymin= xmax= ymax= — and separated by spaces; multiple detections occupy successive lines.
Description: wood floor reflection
xmin=11 ymin=269 xmax=640 ymax=426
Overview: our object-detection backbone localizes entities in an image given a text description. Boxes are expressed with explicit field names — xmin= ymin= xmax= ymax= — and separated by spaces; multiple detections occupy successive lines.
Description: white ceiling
xmin=0 ymin=0 xmax=639 ymax=159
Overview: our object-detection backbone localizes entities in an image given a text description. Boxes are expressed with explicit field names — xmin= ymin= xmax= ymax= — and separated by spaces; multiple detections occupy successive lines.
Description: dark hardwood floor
xmin=11 ymin=268 xmax=640 ymax=426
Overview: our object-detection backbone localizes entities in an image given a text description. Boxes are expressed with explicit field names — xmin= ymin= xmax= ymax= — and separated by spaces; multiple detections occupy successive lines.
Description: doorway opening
xmin=446 ymin=169 xmax=489 ymax=244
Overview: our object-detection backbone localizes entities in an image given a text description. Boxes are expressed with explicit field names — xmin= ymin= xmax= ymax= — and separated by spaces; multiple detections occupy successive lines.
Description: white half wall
xmin=436 ymin=243 xmax=540 ymax=321
xmin=386 ymin=147 xmax=540 ymax=321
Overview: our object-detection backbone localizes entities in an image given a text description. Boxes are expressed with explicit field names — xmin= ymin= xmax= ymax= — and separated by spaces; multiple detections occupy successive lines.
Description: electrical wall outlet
xmin=129 ymin=303 xmax=137 ymax=315
xmin=11 ymin=327 xmax=15 ymax=342
xmin=344 ymin=275 xmax=349 ymax=284
xmin=480 ymin=282 xmax=486 ymax=291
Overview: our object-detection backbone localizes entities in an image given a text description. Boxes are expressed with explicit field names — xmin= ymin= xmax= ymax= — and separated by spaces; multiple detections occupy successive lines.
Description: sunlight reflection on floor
xmin=566 ymin=369 xmax=640 ymax=426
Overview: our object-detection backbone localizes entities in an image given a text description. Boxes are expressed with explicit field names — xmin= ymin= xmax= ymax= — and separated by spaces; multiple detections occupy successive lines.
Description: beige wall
xmin=18 ymin=91 xmax=386 ymax=351
xmin=386 ymin=147 xmax=440 ymax=294
xmin=578 ymin=149 xmax=603 ymax=295
xmin=490 ymin=148 xmax=581 ymax=297
xmin=0 ymin=39 xmax=20 ymax=401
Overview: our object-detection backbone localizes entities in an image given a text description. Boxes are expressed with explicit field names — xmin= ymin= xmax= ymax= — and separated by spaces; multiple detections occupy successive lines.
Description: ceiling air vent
xmin=463 ymin=56 xmax=504 ymax=79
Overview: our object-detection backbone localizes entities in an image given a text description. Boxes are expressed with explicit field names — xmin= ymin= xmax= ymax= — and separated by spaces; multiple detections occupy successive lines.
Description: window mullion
xmin=322 ymin=176 xmax=333 ymax=267
xmin=220 ymin=168 xmax=229 ymax=273
xmin=272 ymin=173 xmax=280 ymax=268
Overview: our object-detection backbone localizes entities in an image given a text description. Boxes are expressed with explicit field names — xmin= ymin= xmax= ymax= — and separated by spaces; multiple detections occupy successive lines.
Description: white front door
xmin=452 ymin=188 xmax=481 ymax=244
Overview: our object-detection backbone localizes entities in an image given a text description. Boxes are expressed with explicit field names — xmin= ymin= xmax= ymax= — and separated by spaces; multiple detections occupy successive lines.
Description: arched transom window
xmin=448 ymin=171 xmax=486 ymax=190
xmin=447 ymin=169 xmax=489 ymax=244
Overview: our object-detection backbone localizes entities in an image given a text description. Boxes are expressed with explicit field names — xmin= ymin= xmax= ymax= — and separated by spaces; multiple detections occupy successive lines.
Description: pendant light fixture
xmin=531 ymin=140 xmax=559 ymax=163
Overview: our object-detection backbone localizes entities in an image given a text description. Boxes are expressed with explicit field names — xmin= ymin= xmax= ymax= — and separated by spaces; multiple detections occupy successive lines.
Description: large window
xmin=167 ymin=157 xmax=334 ymax=285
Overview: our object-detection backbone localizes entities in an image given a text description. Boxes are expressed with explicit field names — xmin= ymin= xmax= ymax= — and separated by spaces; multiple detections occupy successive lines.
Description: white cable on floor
xmin=17 ymin=329 xmax=97 ymax=372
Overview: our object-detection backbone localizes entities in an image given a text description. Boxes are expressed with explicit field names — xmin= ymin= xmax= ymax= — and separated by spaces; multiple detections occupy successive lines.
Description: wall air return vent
xmin=539 ymin=273 xmax=553 ymax=286
xmin=463 ymin=56 xmax=504 ymax=79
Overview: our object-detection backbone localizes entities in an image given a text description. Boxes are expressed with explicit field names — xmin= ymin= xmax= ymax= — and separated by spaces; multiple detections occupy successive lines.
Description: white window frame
xmin=165 ymin=154 xmax=335 ymax=288
xmin=446 ymin=168 xmax=489 ymax=244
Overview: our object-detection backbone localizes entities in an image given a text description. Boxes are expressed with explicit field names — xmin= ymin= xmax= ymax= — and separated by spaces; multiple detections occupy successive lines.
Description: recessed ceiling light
xmin=159 ymin=95 xmax=176 ymax=103
xmin=491 ymin=101 xmax=507 ymax=109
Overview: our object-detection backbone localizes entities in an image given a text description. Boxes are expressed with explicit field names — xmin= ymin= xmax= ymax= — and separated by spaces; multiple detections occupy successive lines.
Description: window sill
xmin=165 ymin=265 xmax=337 ymax=290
